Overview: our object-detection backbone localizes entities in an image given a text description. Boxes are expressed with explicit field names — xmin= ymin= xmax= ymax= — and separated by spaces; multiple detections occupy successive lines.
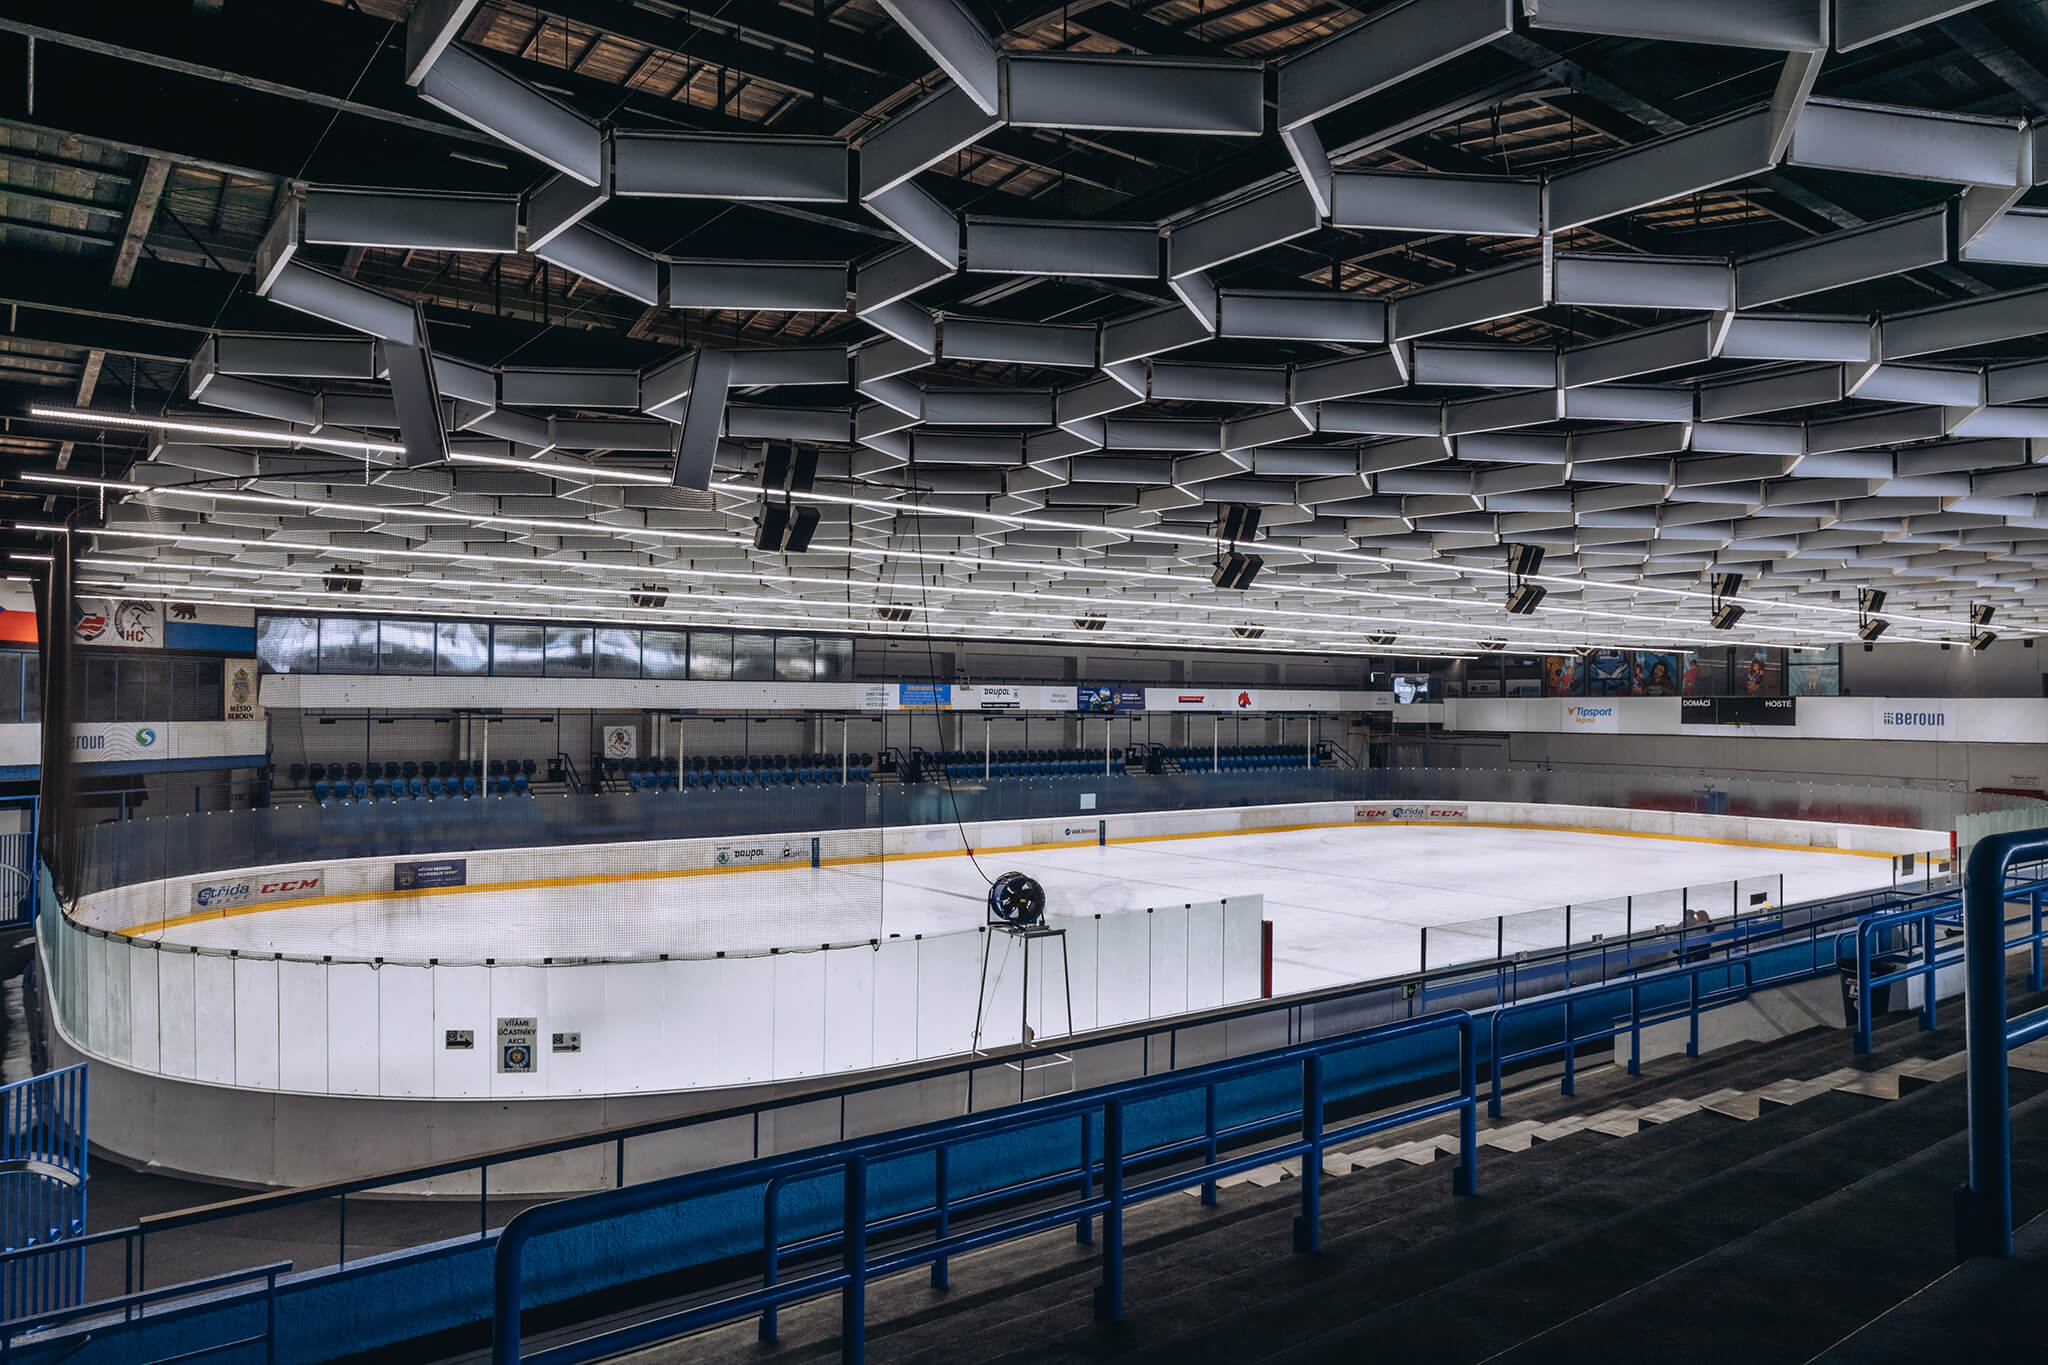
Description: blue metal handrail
xmin=1488 ymin=956 xmax=1757 ymax=1118
xmin=1843 ymin=898 xmax=1960 ymax=1054
xmin=1959 ymin=831 xmax=2048 ymax=1258
xmin=492 ymin=1011 xmax=1479 ymax=1365
xmin=0 ymin=1261 xmax=289 ymax=1365
xmin=3 ymin=864 xmax=1959 ymax=1325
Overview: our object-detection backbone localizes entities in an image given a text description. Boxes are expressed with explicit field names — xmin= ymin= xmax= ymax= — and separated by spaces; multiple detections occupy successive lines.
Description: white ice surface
xmin=122 ymin=826 xmax=1914 ymax=996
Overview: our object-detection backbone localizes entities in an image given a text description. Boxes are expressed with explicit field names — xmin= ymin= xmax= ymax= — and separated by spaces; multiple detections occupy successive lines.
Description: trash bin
xmin=1696 ymin=789 xmax=1728 ymax=815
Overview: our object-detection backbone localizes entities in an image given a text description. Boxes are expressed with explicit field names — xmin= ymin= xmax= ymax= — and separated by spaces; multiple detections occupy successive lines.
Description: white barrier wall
xmin=41 ymin=896 xmax=1263 ymax=1102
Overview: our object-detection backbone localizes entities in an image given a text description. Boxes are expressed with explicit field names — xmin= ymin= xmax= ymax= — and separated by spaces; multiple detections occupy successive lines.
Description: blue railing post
xmin=759 ymin=1177 xmax=782 ymax=1341
xmin=841 ymin=1154 xmax=867 ymax=1364
xmin=1093 ymin=1101 xmax=1124 ymax=1324
xmin=491 ymin=1226 xmax=525 ymax=1365
xmin=1293 ymin=1055 xmax=1324 ymax=1254
xmin=1920 ymin=913 xmax=1939 ymax=1034
xmin=1201 ymin=1083 xmax=1219 ymax=1206
xmin=1561 ymin=996 xmax=1576 ymax=1097
xmin=1488 ymin=1012 xmax=1504 ymax=1119
xmin=930 ymin=1146 xmax=949 ymax=1291
xmin=1454 ymin=1020 xmax=1477 ymax=1197
xmin=1855 ymin=923 xmax=1876 ymax=1055
xmin=1686 ymin=974 xmax=1701 ymax=1059
xmin=2032 ymin=888 xmax=2043 ymax=993
xmin=1075 ymin=1111 xmax=1094 ymax=1245
xmin=1958 ymin=830 xmax=2048 ymax=1259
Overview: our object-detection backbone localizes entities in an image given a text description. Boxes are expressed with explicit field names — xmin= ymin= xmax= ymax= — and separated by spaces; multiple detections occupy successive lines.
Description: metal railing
xmin=0 ymin=869 xmax=1973 ymax=1364
xmin=0 ymin=1063 xmax=87 ymax=1321
xmin=0 ymin=1262 xmax=288 ymax=1365
xmin=1487 ymin=956 xmax=1758 ymax=1118
xmin=1959 ymin=830 xmax=2048 ymax=1258
xmin=1843 ymin=898 xmax=1958 ymax=1055
xmin=491 ymin=1011 xmax=1479 ymax=1365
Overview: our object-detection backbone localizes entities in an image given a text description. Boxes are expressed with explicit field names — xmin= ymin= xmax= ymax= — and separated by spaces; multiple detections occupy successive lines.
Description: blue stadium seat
xmin=513 ymin=773 xmax=529 ymax=795
xmin=629 ymin=772 xmax=644 ymax=791
xmin=313 ymin=780 xmax=331 ymax=803
xmin=426 ymin=777 xmax=443 ymax=798
xmin=346 ymin=762 xmax=363 ymax=783
xmin=372 ymin=778 xmax=390 ymax=800
xmin=352 ymin=780 xmax=368 ymax=800
xmin=461 ymin=776 xmax=477 ymax=798
xmin=494 ymin=776 xmax=511 ymax=795
xmin=488 ymin=759 xmax=505 ymax=779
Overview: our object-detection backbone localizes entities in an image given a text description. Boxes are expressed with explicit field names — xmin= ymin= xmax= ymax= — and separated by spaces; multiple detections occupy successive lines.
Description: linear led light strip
xmin=14 ymin=464 xmax=2018 ymax=639
xmin=716 ymin=480 xmax=2020 ymax=638
xmin=23 ymin=474 xmax=1939 ymax=642
xmin=28 ymin=406 xmax=407 ymax=455
xmin=65 ymin=523 xmax=1882 ymax=652
xmin=59 ymin=514 xmax=1937 ymax=652
xmin=75 ymin=563 xmax=1339 ymax=653
xmin=27 ymin=488 xmax=1970 ymax=648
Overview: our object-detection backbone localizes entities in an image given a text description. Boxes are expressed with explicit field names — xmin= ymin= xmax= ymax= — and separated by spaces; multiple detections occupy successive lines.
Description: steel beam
xmin=1276 ymin=0 xmax=1514 ymax=129
xmin=1547 ymin=109 xmax=1776 ymax=231
xmin=1169 ymin=180 xmax=1321 ymax=278
xmin=963 ymin=218 xmax=1159 ymax=278
xmin=1292 ymin=350 xmax=1408 ymax=403
xmin=1553 ymin=255 xmax=1732 ymax=311
xmin=417 ymin=45 xmax=604 ymax=185
xmin=1563 ymin=318 xmax=1718 ymax=388
xmin=403 ymin=0 xmax=482 ymax=85
xmin=856 ymin=82 xmax=1001 ymax=199
xmin=536 ymin=225 xmax=662 ymax=306
xmin=1734 ymin=206 xmax=1951 ymax=307
xmin=501 ymin=367 xmax=640 ymax=409
xmin=205 ymin=334 xmax=378 ymax=380
xmin=1836 ymin=0 xmax=1999 ymax=51
xmin=672 ymin=349 xmax=731 ymax=490
xmin=1411 ymin=344 xmax=1556 ymax=389
xmin=612 ymin=132 xmax=848 ymax=203
xmin=1960 ymin=208 xmax=2048 ymax=266
xmin=1883 ymin=284 xmax=2048 ymax=359
xmin=1328 ymin=169 xmax=1542 ymax=237
xmin=876 ymin=0 xmax=1002 ymax=116
xmin=864 ymin=182 xmax=960 ymax=266
xmin=1788 ymin=99 xmax=2026 ymax=186
xmin=1218 ymin=292 xmax=1387 ymax=344
xmin=1391 ymin=260 xmax=1549 ymax=341
xmin=939 ymin=316 xmax=1097 ymax=368
xmin=669 ymin=260 xmax=848 ymax=312
xmin=1522 ymin=0 xmax=1824 ymax=49
xmin=1719 ymin=314 xmax=1874 ymax=363
xmin=1005 ymin=54 xmax=1263 ymax=136
xmin=301 ymin=187 xmax=519 ymax=253
xmin=263 ymin=261 xmax=419 ymax=344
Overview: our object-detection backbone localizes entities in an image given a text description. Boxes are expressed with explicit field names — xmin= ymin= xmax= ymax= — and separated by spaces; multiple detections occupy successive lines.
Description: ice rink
xmin=110 ymin=823 xmax=1929 ymax=995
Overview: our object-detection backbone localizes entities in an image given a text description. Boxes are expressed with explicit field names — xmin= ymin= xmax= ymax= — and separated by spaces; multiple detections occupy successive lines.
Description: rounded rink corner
xmin=37 ymin=798 xmax=1941 ymax=1191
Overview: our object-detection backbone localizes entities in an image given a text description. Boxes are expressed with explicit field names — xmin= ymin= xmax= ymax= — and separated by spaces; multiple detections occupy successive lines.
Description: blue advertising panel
xmin=897 ymin=683 xmax=952 ymax=709
xmin=1078 ymin=685 xmax=1145 ymax=713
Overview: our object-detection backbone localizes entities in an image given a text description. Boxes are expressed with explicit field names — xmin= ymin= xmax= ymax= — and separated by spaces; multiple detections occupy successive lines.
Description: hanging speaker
xmin=789 ymin=446 xmax=818 ymax=493
xmin=754 ymin=502 xmax=791 ymax=550
xmin=1504 ymin=542 xmax=1545 ymax=578
xmin=761 ymin=442 xmax=792 ymax=490
xmin=782 ymin=504 xmax=820 ymax=553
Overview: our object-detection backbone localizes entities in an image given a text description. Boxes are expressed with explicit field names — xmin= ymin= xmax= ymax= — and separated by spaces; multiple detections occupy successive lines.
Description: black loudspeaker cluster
xmin=323 ymin=566 xmax=365 ymax=594
xmin=755 ymin=441 xmax=821 ymax=552
xmin=1211 ymin=551 xmax=1263 ymax=590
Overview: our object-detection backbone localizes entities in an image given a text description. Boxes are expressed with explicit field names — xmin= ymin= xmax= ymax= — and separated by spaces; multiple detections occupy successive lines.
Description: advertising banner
xmin=1354 ymin=804 xmax=1469 ymax=822
xmin=71 ymin=723 xmax=165 ymax=762
xmin=1145 ymin=688 xmax=1260 ymax=712
xmin=957 ymin=684 xmax=1026 ymax=711
xmin=713 ymin=839 xmax=805 ymax=867
xmin=1875 ymin=704 xmax=1951 ymax=738
xmin=1078 ymin=685 xmax=1145 ymax=713
xmin=394 ymin=858 xmax=468 ymax=891
xmin=1563 ymin=702 xmax=1619 ymax=732
xmin=190 ymin=869 xmax=324 ymax=913
xmin=898 ymin=682 xmax=951 ymax=710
